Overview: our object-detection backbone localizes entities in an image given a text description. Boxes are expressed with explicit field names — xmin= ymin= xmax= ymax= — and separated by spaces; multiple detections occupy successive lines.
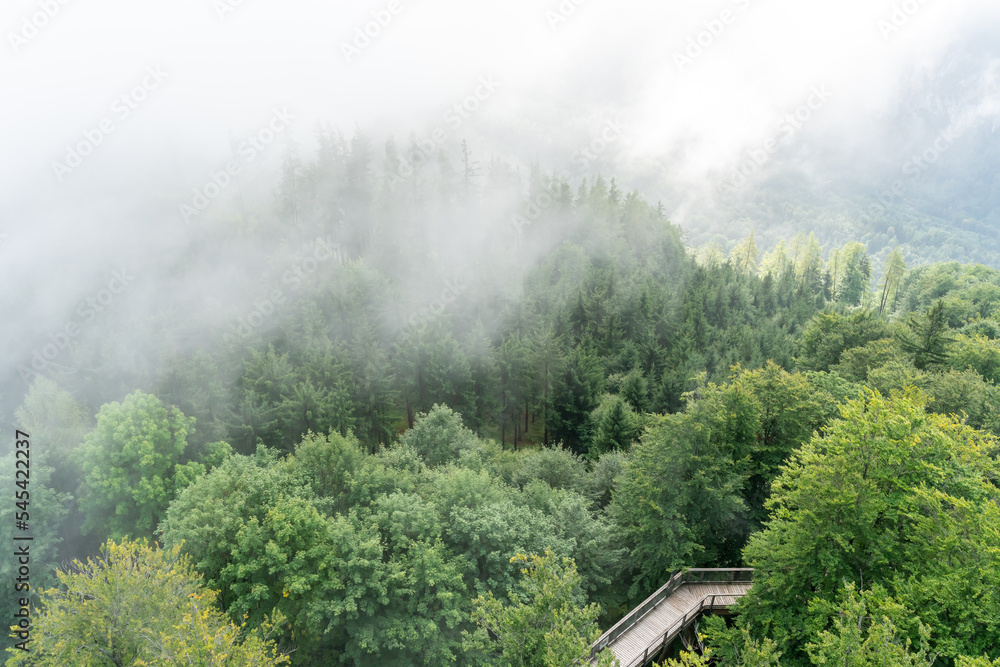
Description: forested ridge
xmin=7 ymin=134 xmax=1000 ymax=666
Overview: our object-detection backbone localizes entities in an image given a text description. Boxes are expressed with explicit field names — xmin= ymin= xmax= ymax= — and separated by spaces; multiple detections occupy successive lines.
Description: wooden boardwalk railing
xmin=589 ymin=568 xmax=753 ymax=667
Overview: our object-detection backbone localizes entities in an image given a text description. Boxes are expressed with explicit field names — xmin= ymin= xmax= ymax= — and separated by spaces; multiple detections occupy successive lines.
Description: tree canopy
xmin=5 ymin=538 xmax=288 ymax=667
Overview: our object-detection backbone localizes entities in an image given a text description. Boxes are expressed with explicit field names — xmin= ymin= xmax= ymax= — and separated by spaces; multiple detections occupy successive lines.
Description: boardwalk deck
xmin=589 ymin=569 xmax=753 ymax=667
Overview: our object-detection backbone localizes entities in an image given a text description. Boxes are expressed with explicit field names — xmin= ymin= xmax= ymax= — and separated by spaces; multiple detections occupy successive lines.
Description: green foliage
xmin=661 ymin=622 xmax=782 ymax=667
xmin=832 ymin=242 xmax=872 ymax=306
xmin=465 ymin=551 xmax=619 ymax=667
xmin=921 ymin=368 xmax=1000 ymax=434
xmin=611 ymin=407 xmax=748 ymax=598
xmin=731 ymin=363 xmax=837 ymax=525
xmin=550 ymin=343 xmax=606 ymax=453
xmin=730 ymin=232 xmax=761 ymax=276
xmin=590 ymin=394 xmax=643 ymax=456
xmin=285 ymin=430 xmax=366 ymax=515
xmin=402 ymin=403 xmax=479 ymax=466
xmin=156 ymin=350 xmax=231 ymax=449
xmin=14 ymin=377 xmax=90 ymax=494
xmin=76 ymin=391 xmax=206 ymax=541
xmin=959 ymin=318 xmax=1000 ymax=339
xmin=519 ymin=481 xmax=626 ymax=611
xmin=586 ymin=450 xmax=628 ymax=508
xmin=334 ymin=493 xmax=469 ymax=665
xmin=958 ymin=658 xmax=1000 ymax=667
xmin=5 ymin=538 xmax=288 ymax=666
xmin=618 ymin=367 xmax=650 ymax=412
xmin=15 ymin=142 xmax=1000 ymax=665
xmin=160 ymin=414 xmax=629 ymax=665
xmin=796 ymin=311 xmax=892 ymax=372
xmin=1 ymin=378 xmax=91 ymax=651
xmin=446 ymin=495 xmax=572 ymax=599
xmin=0 ymin=451 xmax=68 ymax=652
xmin=892 ymin=262 xmax=1000 ymax=323
xmin=230 ymin=346 xmax=294 ymax=450
xmin=863 ymin=357 xmax=926 ymax=397
xmin=799 ymin=371 xmax=864 ymax=417
xmin=510 ymin=445 xmax=589 ymax=494
xmin=831 ymin=337 xmax=906 ymax=383
xmin=348 ymin=321 xmax=399 ymax=447
xmin=158 ymin=448 xmax=310 ymax=604
xmin=738 ymin=388 xmax=1000 ymax=663
xmin=613 ymin=363 xmax=844 ymax=599
xmin=793 ymin=233 xmax=825 ymax=292
xmin=949 ymin=333 xmax=1000 ymax=384
xmin=396 ymin=323 xmax=475 ymax=431
xmin=877 ymin=248 xmax=908 ymax=316
xmin=898 ymin=300 xmax=955 ymax=369
xmin=223 ymin=494 xmax=334 ymax=630
xmin=230 ymin=345 xmax=357 ymax=455
xmin=806 ymin=585 xmax=935 ymax=667
xmin=162 ymin=443 xmax=471 ymax=664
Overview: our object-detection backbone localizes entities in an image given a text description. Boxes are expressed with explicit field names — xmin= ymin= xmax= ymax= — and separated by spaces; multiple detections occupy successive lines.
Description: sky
xmin=3 ymin=0 xmax=1000 ymax=409
xmin=4 ymin=0 xmax=999 ymax=193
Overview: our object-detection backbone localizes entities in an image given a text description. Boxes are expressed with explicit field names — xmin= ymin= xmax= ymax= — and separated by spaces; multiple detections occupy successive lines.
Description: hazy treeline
xmin=7 ymin=132 xmax=1000 ymax=665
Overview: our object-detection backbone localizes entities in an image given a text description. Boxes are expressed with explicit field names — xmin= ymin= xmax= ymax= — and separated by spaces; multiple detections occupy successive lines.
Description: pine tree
xmin=899 ymin=300 xmax=954 ymax=369
xmin=835 ymin=242 xmax=872 ymax=306
xmin=593 ymin=395 xmax=639 ymax=455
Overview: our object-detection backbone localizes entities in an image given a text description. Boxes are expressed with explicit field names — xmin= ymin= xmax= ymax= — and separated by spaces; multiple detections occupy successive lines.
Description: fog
xmin=3 ymin=0 xmax=1000 ymax=419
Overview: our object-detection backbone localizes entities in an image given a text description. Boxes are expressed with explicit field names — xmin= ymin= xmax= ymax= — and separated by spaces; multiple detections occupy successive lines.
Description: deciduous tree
xmin=5 ymin=538 xmax=288 ymax=666
xmin=76 ymin=391 xmax=212 ymax=540
xmin=465 ymin=551 xmax=619 ymax=667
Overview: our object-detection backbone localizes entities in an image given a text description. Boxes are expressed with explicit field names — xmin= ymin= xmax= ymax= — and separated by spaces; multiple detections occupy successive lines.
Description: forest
xmin=6 ymin=132 xmax=1000 ymax=667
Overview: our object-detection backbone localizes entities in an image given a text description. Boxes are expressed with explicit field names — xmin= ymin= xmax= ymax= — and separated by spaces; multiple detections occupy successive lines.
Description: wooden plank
xmin=595 ymin=571 xmax=754 ymax=667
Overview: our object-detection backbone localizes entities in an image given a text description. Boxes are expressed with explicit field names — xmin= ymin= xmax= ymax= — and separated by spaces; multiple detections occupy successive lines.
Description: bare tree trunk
xmin=878 ymin=276 xmax=891 ymax=316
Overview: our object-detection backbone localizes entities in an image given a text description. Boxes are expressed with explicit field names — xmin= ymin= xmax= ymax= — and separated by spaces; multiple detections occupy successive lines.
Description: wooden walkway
xmin=589 ymin=569 xmax=753 ymax=667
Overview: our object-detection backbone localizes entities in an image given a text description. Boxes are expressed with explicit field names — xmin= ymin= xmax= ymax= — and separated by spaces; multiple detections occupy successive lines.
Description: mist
xmin=8 ymin=3 xmax=1000 ymax=663
xmin=4 ymin=0 xmax=1000 ymax=418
